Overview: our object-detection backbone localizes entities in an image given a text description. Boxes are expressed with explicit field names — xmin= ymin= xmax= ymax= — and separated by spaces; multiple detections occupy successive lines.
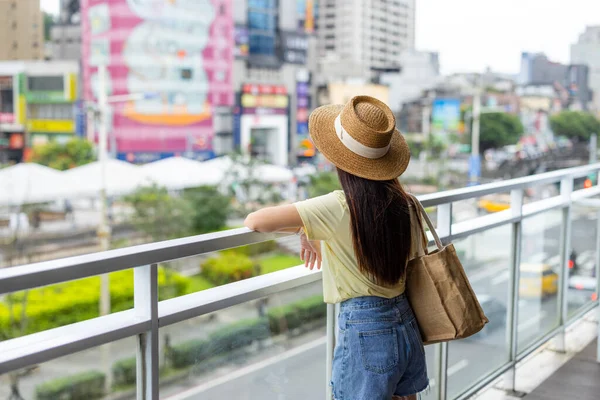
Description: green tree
xmin=125 ymin=185 xmax=194 ymax=241
xmin=43 ymin=12 xmax=55 ymax=42
xmin=478 ymin=112 xmax=524 ymax=152
xmin=184 ymin=186 xmax=232 ymax=234
xmin=307 ymin=172 xmax=341 ymax=198
xmin=29 ymin=138 xmax=95 ymax=171
xmin=550 ymin=111 xmax=600 ymax=142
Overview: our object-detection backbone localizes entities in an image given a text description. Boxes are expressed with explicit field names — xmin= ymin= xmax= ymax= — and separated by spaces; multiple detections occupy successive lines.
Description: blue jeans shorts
xmin=331 ymin=293 xmax=429 ymax=400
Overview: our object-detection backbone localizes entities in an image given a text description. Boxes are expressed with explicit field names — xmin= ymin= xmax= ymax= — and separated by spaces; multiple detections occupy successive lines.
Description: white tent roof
xmin=63 ymin=159 xmax=147 ymax=197
xmin=0 ymin=163 xmax=70 ymax=206
xmin=141 ymin=157 xmax=222 ymax=189
xmin=203 ymin=156 xmax=293 ymax=184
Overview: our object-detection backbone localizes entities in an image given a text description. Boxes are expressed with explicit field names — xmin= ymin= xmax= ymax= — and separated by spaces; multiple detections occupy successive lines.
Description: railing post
xmin=135 ymin=264 xmax=159 ymax=400
xmin=326 ymin=303 xmax=336 ymax=400
xmin=436 ymin=203 xmax=452 ymax=400
xmin=596 ymin=208 xmax=600 ymax=363
xmin=555 ymin=177 xmax=574 ymax=353
xmin=503 ymin=189 xmax=523 ymax=394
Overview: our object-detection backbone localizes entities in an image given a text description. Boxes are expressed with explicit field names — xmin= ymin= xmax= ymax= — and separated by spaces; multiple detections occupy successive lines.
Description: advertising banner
xmin=81 ymin=0 xmax=233 ymax=155
xmin=431 ymin=98 xmax=461 ymax=136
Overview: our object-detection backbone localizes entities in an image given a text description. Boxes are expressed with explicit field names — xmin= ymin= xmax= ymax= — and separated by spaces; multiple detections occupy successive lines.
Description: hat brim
xmin=309 ymin=104 xmax=411 ymax=181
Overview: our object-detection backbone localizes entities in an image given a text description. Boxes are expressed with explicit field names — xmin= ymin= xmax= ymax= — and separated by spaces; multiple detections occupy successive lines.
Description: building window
xmin=12 ymin=22 xmax=17 ymax=30
xmin=248 ymin=0 xmax=277 ymax=58
xmin=12 ymin=42 xmax=17 ymax=49
xmin=325 ymin=44 xmax=335 ymax=50
xmin=33 ymin=42 xmax=39 ymax=48
xmin=27 ymin=76 xmax=64 ymax=92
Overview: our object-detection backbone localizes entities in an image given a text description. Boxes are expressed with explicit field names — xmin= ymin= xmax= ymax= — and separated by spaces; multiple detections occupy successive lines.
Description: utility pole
xmin=469 ymin=81 xmax=482 ymax=186
xmin=96 ymin=65 xmax=112 ymax=393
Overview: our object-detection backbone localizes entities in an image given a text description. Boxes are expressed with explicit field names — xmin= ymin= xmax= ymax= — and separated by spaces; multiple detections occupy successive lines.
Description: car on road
xmin=519 ymin=263 xmax=558 ymax=299
xmin=477 ymin=194 xmax=511 ymax=214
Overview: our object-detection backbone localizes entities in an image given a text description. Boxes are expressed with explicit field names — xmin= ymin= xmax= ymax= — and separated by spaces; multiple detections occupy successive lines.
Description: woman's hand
xmin=300 ymin=232 xmax=322 ymax=270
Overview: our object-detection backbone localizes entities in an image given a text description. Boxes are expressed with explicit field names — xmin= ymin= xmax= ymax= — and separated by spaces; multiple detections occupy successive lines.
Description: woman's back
xmin=295 ymin=189 xmax=427 ymax=304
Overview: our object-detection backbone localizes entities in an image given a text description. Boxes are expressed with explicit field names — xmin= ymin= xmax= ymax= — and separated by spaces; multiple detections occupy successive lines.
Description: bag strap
xmin=409 ymin=194 xmax=443 ymax=251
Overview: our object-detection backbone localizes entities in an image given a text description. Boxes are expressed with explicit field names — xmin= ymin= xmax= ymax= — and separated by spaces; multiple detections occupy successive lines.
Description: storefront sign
xmin=0 ymin=113 xmax=15 ymax=123
xmin=279 ymin=31 xmax=308 ymax=65
xmin=27 ymin=119 xmax=76 ymax=133
xmin=241 ymin=84 xmax=289 ymax=115
xmin=9 ymin=133 xmax=24 ymax=149
xmin=296 ymin=78 xmax=313 ymax=157
xmin=25 ymin=91 xmax=68 ymax=103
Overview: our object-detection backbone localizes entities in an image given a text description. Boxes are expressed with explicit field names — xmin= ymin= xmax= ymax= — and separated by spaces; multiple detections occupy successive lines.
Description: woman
xmin=244 ymin=96 xmax=428 ymax=400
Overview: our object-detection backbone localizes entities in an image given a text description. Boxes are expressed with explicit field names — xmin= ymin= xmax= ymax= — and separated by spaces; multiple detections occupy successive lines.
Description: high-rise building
xmin=0 ymin=0 xmax=44 ymax=61
xmin=571 ymin=26 xmax=600 ymax=110
xmin=316 ymin=0 xmax=416 ymax=83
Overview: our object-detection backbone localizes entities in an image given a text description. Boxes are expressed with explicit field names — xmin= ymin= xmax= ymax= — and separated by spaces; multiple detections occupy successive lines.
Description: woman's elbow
xmin=244 ymin=213 xmax=263 ymax=232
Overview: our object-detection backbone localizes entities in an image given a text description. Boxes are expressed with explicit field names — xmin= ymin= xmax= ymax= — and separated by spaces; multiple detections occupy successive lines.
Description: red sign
xmin=9 ymin=133 xmax=24 ymax=149
xmin=243 ymin=84 xmax=287 ymax=95
xmin=0 ymin=113 xmax=14 ymax=124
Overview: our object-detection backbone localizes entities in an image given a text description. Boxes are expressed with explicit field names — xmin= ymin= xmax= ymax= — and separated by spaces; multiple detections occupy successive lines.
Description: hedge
xmin=268 ymin=295 xmax=326 ymax=335
xmin=36 ymin=370 xmax=105 ymax=400
xmin=0 ymin=268 xmax=190 ymax=339
xmin=112 ymin=357 xmax=136 ymax=387
xmin=169 ymin=318 xmax=270 ymax=369
xmin=201 ymin=253 xmax=257 ymax=285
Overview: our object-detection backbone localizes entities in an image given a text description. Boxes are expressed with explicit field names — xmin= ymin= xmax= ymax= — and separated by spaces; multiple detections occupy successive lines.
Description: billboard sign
xmin=81 ymin=0 xmax=234 ymax=155
xmin=431 ymin=98 xmax=461 ymax=135
xmin=279 ymin=31 xmax=308 ymax=65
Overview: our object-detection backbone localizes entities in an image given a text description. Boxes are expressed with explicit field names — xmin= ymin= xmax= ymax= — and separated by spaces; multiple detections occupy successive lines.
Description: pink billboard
xmin=81 ymin=0 xmax=233 ymax=158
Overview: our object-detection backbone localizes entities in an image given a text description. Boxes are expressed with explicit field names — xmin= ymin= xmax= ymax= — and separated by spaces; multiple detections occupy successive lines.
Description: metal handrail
xmin=0 ymin=162 xmax=599 ymax=400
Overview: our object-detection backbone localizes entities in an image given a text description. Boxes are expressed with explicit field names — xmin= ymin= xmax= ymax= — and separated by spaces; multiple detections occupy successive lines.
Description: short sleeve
xmin=294 ymin=191 xmax=346 ymax=241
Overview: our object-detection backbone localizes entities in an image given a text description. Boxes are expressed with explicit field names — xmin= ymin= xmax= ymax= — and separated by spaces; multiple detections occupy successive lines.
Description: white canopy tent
xmin=202 ymin=156 xmax=294 ymax=184
xmin=0 ymin=163 xmax=71 ymax=206
xmin=140 ymin=157 xmax=222 ymax=189
xmin=63 ymin=159 xmax=147 ymax=198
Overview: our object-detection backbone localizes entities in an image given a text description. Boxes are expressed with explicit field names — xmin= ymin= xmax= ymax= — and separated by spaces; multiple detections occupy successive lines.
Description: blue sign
xmin=432 ymin=98 xmax=461 ymax=135
xmin=74 ymin=100 xmax=87 ymax=137
xmin=468 ymin=154 xmax=481 ymax=185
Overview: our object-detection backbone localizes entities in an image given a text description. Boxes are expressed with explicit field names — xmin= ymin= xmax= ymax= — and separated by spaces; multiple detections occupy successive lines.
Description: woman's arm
xmin=244 ymin=204 xmax=304 ymax=233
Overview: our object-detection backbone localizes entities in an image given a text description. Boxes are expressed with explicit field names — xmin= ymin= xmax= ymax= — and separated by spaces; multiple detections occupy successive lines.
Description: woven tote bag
xmin=406 ymin=196 xmax=489 ymax=345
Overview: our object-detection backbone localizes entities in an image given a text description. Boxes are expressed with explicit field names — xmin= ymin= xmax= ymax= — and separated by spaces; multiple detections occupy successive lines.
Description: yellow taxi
xmin=519 ymin=263 xmax=559 ymax=299
xmin=477 ymin=194 xmax=511 ymax=213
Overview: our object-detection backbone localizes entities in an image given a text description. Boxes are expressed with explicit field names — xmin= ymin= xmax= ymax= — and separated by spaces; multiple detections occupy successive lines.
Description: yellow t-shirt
xmin=294 ymin=190 xmax=426 ymax=304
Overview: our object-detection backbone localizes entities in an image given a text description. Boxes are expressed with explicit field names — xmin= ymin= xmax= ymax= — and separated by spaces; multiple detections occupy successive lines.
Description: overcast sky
xmin=42 ymin=0 xmax=600 ymax=75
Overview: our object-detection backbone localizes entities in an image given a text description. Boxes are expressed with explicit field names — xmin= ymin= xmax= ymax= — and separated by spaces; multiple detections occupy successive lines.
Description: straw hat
xmin=308 ymin=95 xmax=410 ymax=181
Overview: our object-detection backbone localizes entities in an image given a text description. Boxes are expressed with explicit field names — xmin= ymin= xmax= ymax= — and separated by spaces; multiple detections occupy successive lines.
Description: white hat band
xmin=334 ymin=114 xmax=390 ymax=159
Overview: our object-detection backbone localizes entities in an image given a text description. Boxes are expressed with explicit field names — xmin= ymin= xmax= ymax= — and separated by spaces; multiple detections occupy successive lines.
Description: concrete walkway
xmin=524 ymin=339 xmax=600 ymax=400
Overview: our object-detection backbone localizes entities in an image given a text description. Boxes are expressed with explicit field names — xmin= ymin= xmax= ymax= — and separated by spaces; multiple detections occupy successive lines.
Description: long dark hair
xmin=337 ymin=168 xmax=412 ymax=286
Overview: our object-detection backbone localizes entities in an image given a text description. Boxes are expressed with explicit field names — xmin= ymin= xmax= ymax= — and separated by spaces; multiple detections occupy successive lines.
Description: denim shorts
xmin=331 ymin=293 xmax=429 ymax=400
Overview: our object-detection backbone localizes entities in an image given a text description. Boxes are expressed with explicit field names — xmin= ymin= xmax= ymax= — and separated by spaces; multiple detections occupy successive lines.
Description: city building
xmin=50 ymin=0 xmax=82 ymax=61
xmin=380 ymin=50 xmax=441 ymax=112
xmin=0 ymin=61 xmax=80 ymax=163
xmin=0 ymin=0 xmax=45 ymax=61
xmin=231 ymin=0 xmax=318 ymax=166
xmin=518 ymin=52 xmax=568 ymax=86
xmin=571 ymin=26 xmax=600 ymax=110
xmin=316 ymin=0 xmax=416 ymax=83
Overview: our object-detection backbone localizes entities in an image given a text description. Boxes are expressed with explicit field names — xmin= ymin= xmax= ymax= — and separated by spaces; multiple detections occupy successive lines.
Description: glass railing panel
xmin=567 ymin=201 xmax=598 ymax=318
xmin=0 ymin=337 xmax=137 ymax=400
xmin=447 ymin=224 xmax=512 ymax=399
xmin=518 ymin=209 xmax=562 ymax=353
xmin=158 ymin=281 xmax=326 ymax=399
